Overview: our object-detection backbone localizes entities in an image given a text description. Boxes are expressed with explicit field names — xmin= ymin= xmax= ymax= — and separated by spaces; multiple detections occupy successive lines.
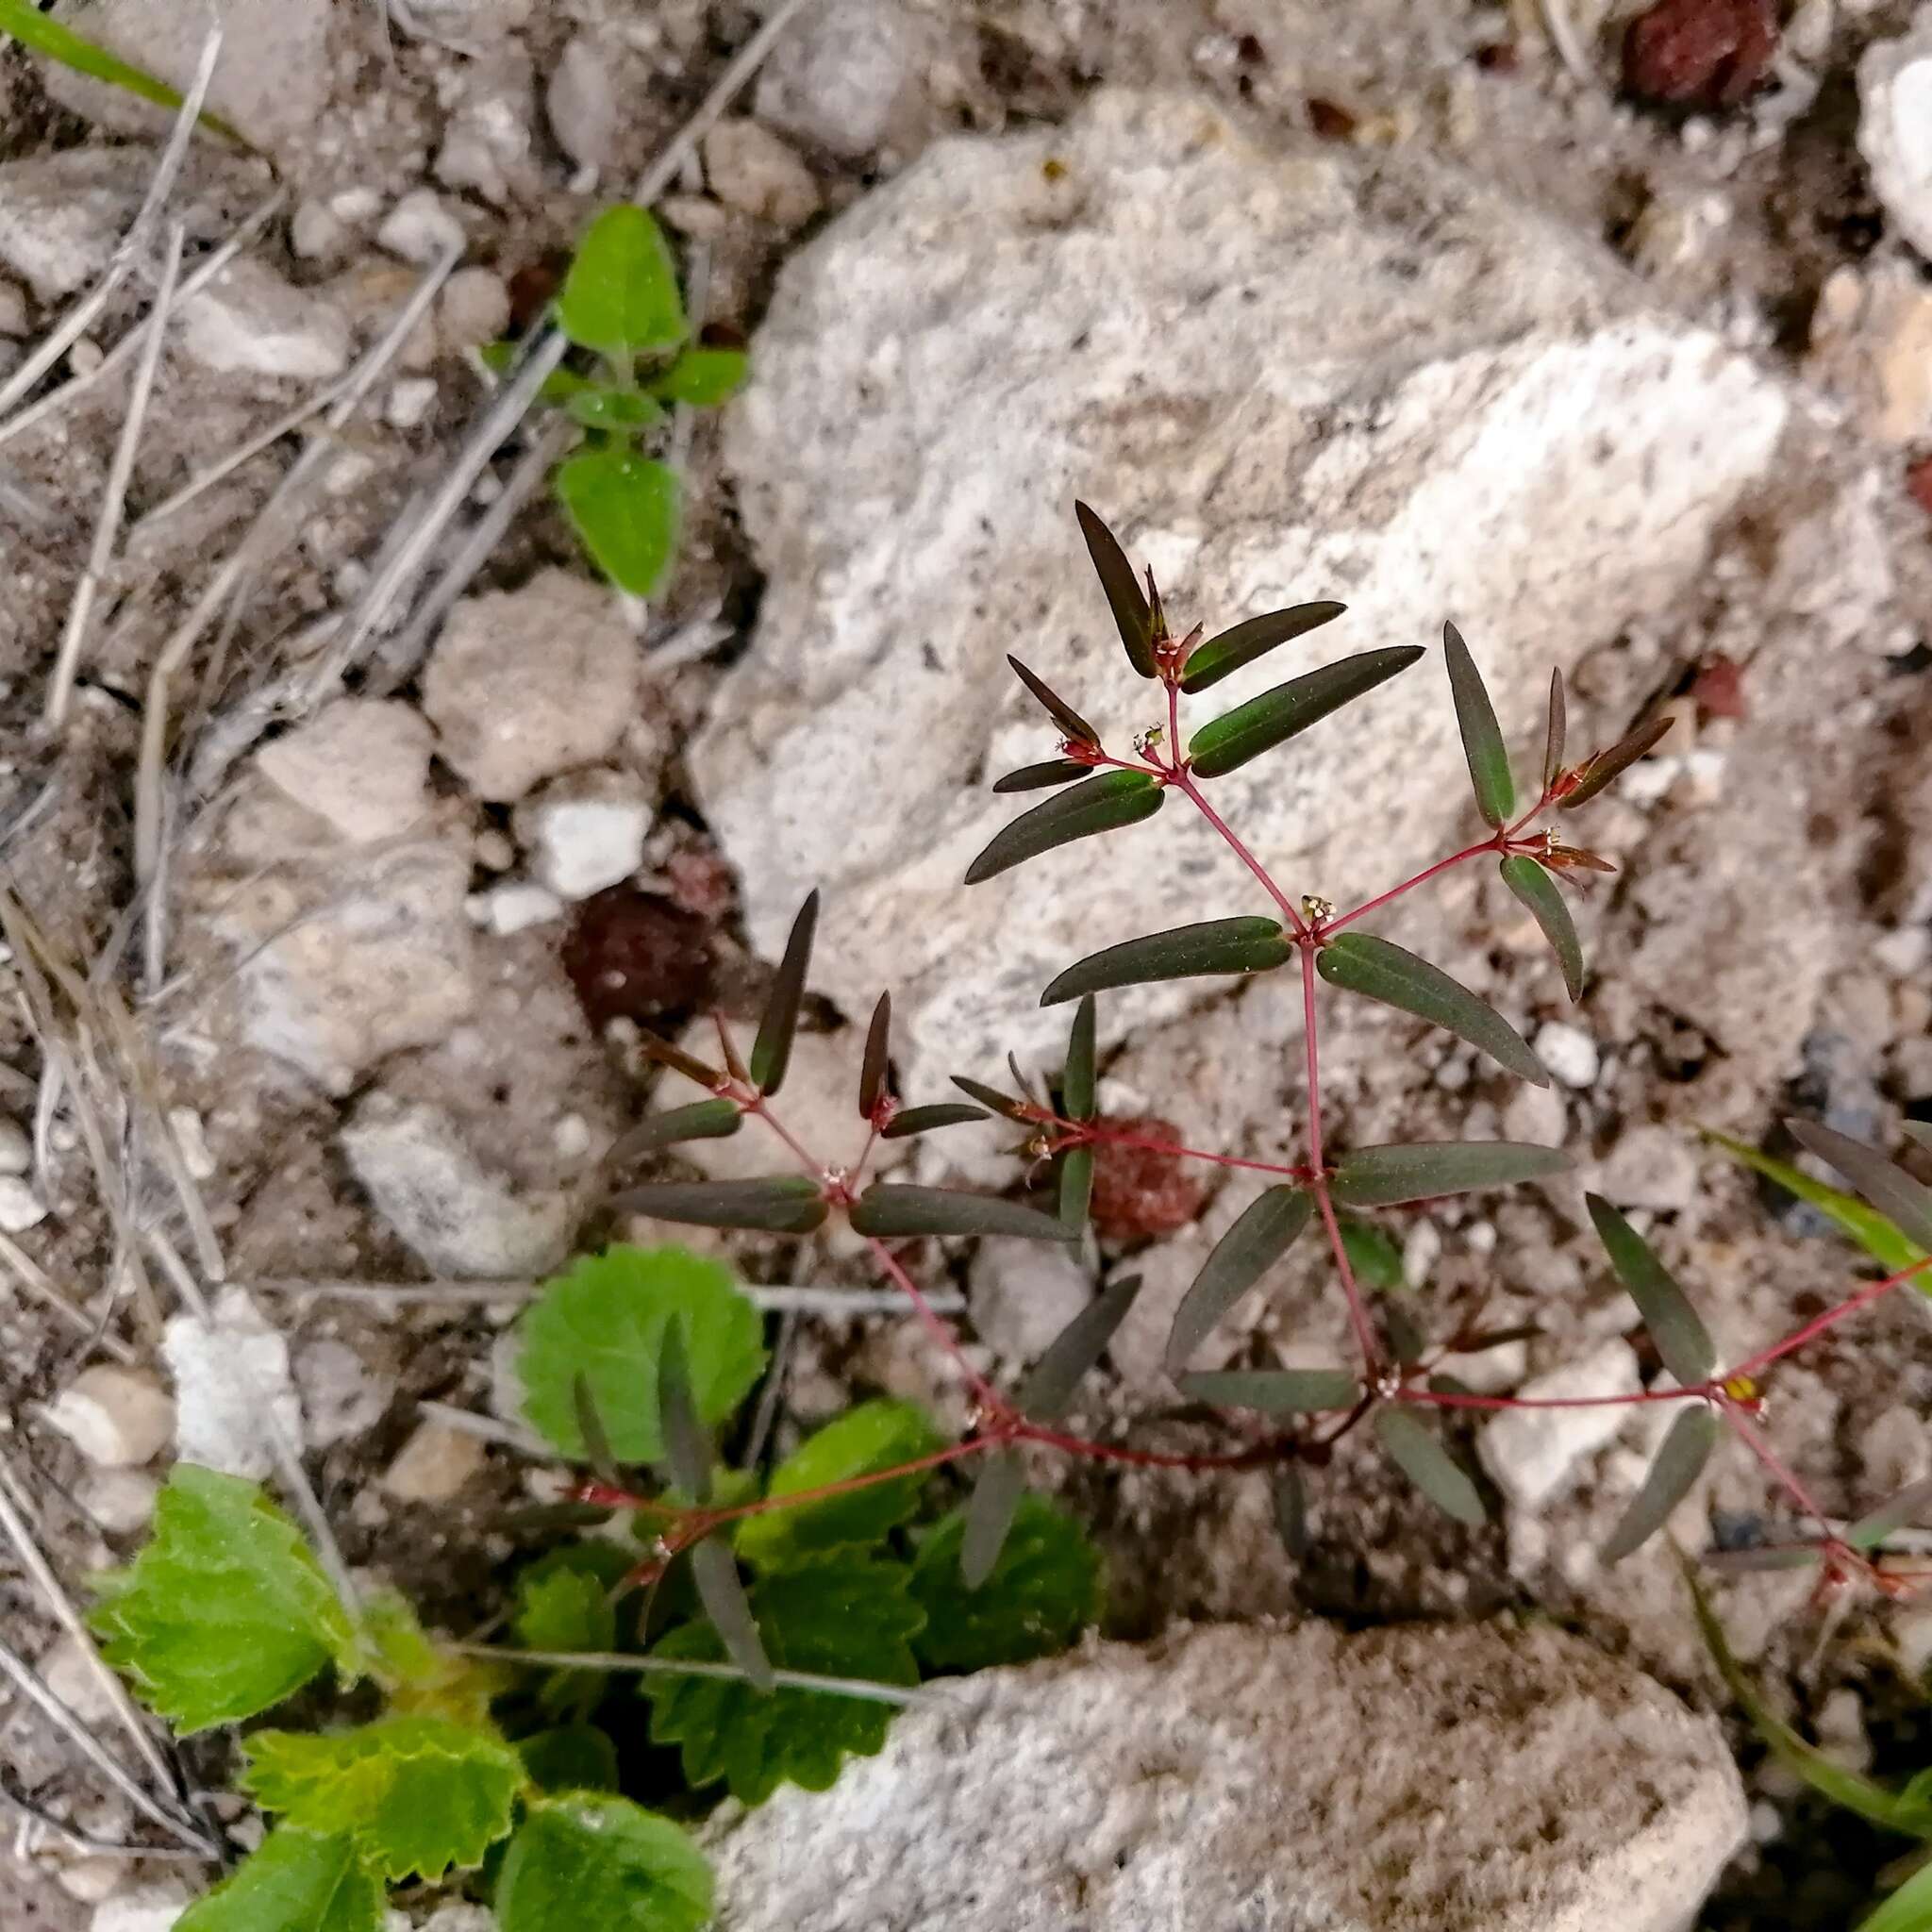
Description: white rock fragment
xmin=0 ymin=278 xmax=29 ymax=336
xmin=168 ymin=1106 xmax=217 ymax=1181
xmin=470 ymin=880 xmax=566 ymax=936
xmin=1535 ymin=1020 xmax=1600 ymax=1090
xmin=41 ymin=1633 xmax=121 ymax=1724
xmin=90 ymin=1883 xmax=192 ymax=1932
xmin=162 ymin=1287 xmax=303 ymax=1479
xmin=1477 ymin=1338 xmax=1642 ymax=1511
xmin=546 ymin=34 xmax=622 ymax=175
xmin=42 ymin=1367 xmax=175 ymax=1469
xmin=514 ymin=768 xmax=652 ymax=900
xmin=179 ymin=258 xmax=350 ymax=380
xmin=295 ymin=1339 xmax=391 ymax=1448
xmin=753 ymin=0 xmax=918 ymax=158
xmin=387 ymin=375 xmax=440 ymax=429
xmin=967 ymin=1241 xmax=1091 ymax=1361
xmin=423 ymin=571 xmax=641 ymax=802
xmin=0 ymin=1114 xmax=31 ymax=1174
xmin=77 ymin=1467 xmax=159 ymax=1534
xmin=57 ymin=1857 xmax=125 ymax=1905
xmin=439 ymin=267 xmax=512 ymax=349
xmin=382 ymin=1419 xmax=488 ymax=1504
xmin=290 ymin=199 xmax=343 ymax=260
xmin=0 ymin=1174 xmax=48 ymax=1230
xmin=257 ymin=699 xmax=434 ymax=844
xmin=0 ymin=150 xmax=157 ymax=300
xmin=1599 ymin=1124 xmax=1700 ymax=1213
xmin=378 ymin=189 xmax=467 ymax=265
xmin=1858 ymin=8 xmax=1932 ymax=262
xmin=703 ymin=120 xmax=822 ymax=230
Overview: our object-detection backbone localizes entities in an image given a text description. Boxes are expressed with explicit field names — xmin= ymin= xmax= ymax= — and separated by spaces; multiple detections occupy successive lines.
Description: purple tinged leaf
xmin=688 ymin=1539 xmax=773 ymax=1693
xmin=1179 ymin=602 xmax=1347 ymax=693
xmin=993 ymin=759 xmax=1091 ymax=793
xmin=1017 ymin=1274 xmax=1142 ymax=1420
xmin=612 ymin=1177 xmax=828 ymax=1234
xmin=608 ymin=1099 xmax=741 ymax=1166
xmin=879 ymin=1103 xmax=990 ymax=1140
xmin=1007 ymin=656 xmax=1100 ymax=748
xmin=1058 ymin=1145 xmax=1093 ymax=1232
xmin=959 ymin=1451 xmax=1024 ymax=1589
xmin=859 ymin=992 xmax=891 ymax=1120
xmin=1164 ymin=1187 xmax=1313 ymax=1375
xmin=656 ymin=1324 xmax=712 ymax=1504
xmin=1040 ymin=916 xmax=1293 ymax=1007
xmin=1697 ymin=1545 xmax=1825 ymax=1575
xmin=1786 ymin=1120 xmax=1932 ymax=1254
xmin=573 ymin=1374 xmax=622 ymax=1486
xmin=750 ymin=891 xmax=819 ymax=1095
xmin=1442 ymin=622 xmax=1514 ymax=827
xmin=635 ymin=1031 xmax=725 ymax=1091
xmin=1847 ymin=1474 xmax=1932 ymax=1551
xmin=1557 ymin=715 xmax=1672 ymax=810
xmin=950 ymin=1075 xmax=1030 ymax=1122
xmin=1374 ymin=1407 xmax=1486 ymax=1526
xmin=1074 ymin=501 xmax=1155 ymax=678
xmin=1498 ymin=854 xmax=1584 ymax=1003
xmin=1063 ymin=995 xmax=1097 ymax=1124
xmin=1179 ymin=1368 xmax=1359 ymax=1413
xmin=848 ymin=1184 xmax=1075 ymax=1242
xmin=1316 ymin=931 xmax=1547 ymax=1085
xmin=964 ymin=771 xmax=1166 ymax=886
xmin=1601 ymin=1404 xmax=1717 ymax=1564
xmin=1186 ymin=647 xmax=1424 ymax=780
xmin=1586 ymin=1194 xmax=1716 ymax=1386
xmin=1329 ymin=1141 xmax=1569 ymax=1208
xmin=1543 ymin=667 xmax=1567 ymax=793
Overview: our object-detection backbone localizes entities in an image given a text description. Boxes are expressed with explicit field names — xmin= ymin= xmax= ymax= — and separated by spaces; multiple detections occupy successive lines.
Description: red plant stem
xmin=1403 ymin=1383 xmax=1704 ymax=1412
xmin=1066 ymin=1120 xmax=1314 ymax=1184
xmin=1013 ymin=1420 xmax=1282 ymax=1471
xmin=739 ymin=1092 xmax=825 ymax=1180
xmin=1301 ymin=942 xmax=1380 ymax=1371
xmin=1724 ymin=1255 xmax=1932 ymax=1380
xmin=1320 ymin=835 xmax=1501 ymax=936
xmin=862 ymin=1232 xmax=1007 ymax=1418
xmin=1170 ymin=766 xmax=1310 ymax=940
xmin=1720 ymin=1392 xmax=1834 ymax=1532
xmin=694 ymin=1438 xmax=995 ymax=1531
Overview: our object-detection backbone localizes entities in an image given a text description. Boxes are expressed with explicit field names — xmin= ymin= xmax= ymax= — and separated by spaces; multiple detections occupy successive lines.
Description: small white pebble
xmin=1534 ymin=1020 xmax=1599 ymax=1090
xmin=168 ymin=1106 xmax=217 ymax=1181
xmin=0 ymin=1115 xmax=30 ymax=1175
xmin=290 ymin=199 xmax=343 ymax=258
xmin=475 ymin=881 xmax=566 ymax=936
xmin=1874 ymin=924 xmax=1931 ymax=978
xmin=76 ymin=1466 xmax=158 ymax=1533
xmin=42 ymin=1367 xmax=175 ymax=1468
xmin=67 ymin=338 xmax=103 ymax=376
xmin=377 ymin=189 xmax=466 ymax=264
xmin=386 ymin=375 xmax=439 ymax=430
xmin=0 ymin=1173 xmax=47 ymax=1230
xmin=329 ymin=186 xmax=382 ymax=225
xmin=382 ymin=1419 xmax=488 ymax=1504
xmin=475 ymin=828 xmax=517 ymax=871
xmin=553 ymin=1113 xmax=592 ymax=1160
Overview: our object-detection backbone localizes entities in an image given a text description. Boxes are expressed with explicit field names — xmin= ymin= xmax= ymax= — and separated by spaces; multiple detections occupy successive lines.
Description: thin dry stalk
xmin=455 ymin=1642 xmax=941 ymax=1707
xmin=0 ymin=1224 xmax=131 ymax=1362
xmin=416 ymin=1400 xmax=549 ymax=1457
xmin=243 ymin=1277 xmax=967 ymax=1315
xmin=1540 ymin=0 xmax=1600 ymax=85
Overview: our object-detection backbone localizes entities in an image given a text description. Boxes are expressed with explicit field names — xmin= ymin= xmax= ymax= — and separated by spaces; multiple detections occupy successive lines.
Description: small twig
xmin=453 ymin=1641 xmax=943 ymax=1707
xmin=743 ymin=1308 xmax=797 ymax=1470
xmin=0 ymin=1777 xmax=210 ymax=1863
xmin=417 ymin=1400 xmax=548 ymax=1458
xmin=243 ymin=1276 xmax=967 ymax=1314
xmin=0 ymin=1224 xmax=132 ymax=1361
xmin=1539 ymin=0 xmax=1599 ymax=86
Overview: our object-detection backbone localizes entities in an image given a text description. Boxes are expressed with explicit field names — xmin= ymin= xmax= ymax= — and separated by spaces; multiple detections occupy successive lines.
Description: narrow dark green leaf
xmin=950 ymin=1076 xmax=1029 ymax=1122
xmin=1074 ymin=500 xmax=1155 ymax=678
xmin=1698 ymin=1544 xmax=1826 ymax=1575
xmin=964 ymin=771 xmax=1165 ymax=886
xmin=1442 ymin=622 xmax=1514 ymax=827
xmin=1787 ymin=1121 xmax=1932 ymax=1254
xmin=1498 ymin=854 xmax=1584 ymax=1002
xmin=1164 ymin=1187 xmax=1312 ymax=1374
xmin=1180 ymin=1368 xmax=1358 ymax=1412
xmin=959 ymin=1451 xmax=1024 ymax=1590
xmin=636 ymin=1031 xmax=724 ymax=1090
xmin=880 ymin=1103 xmax=989 ymax=1140
xmin=848 ymin=1184 xmax=1075 ymax=1242
xmin=612 ymin=1177 xmax=828 ymax=1234
xmin=859 ymin=993 xmax=891 ymax=1120
xmin=1330 ymin=1141 xmax=1569 ymax=1208
xmin=1602 ymin=1405 xmax=1717 ymax=1564
xmin=1316 ymin=931 xmax=1547 ymax=1085
xmin=0 ymin=0 xmax=245 ymax=140
xmin=1542 ymin=668 xmax=1567 ymax=793
xmin=1179 ymin=602 xmax=1347 ymax=693
xmin=1018 ymin=1274 xmax=1142 ymax=1420
xmin=1007 ymin=656 xmax=1100 ymax=748
xmin=573 ymin=1374 xmax=621 ymax=1487
xmin=656 ymin=1325 xmax=711 ymax=1504
xmin=1558 ymin=715 xmax=1671 ymax=810
xmin=1385 ymin=1301 xmax=1427 ymax=1368
xmin=1854 ymin=1857 xmax=1932 ymax=1932
xmin=1058 ymin=1146 xmax=1093 ymax=1232
xmin=608 ymin=1100 xmax=741 ymax=1166
xmin=993 ymin=759 xmax=1090 ymax=793
xmin=1374 ymin=1407 xmax=1486 ymax=1526
xmin=1586 ymin=1194 xmax=1716 ymax=1386
xmin=1062 ymin=996 xmax=1097 ymax=1124
xmin=687 ymin=1539 xmax=772 ymax=1693
xmin=1272 ymin=1468 xmax=1309 ymax=1559
xmin=1848 ymin=1476 xmax=1932 ymax=1551
xmin=1186 ymin=647 xmax=1424 ymax=780
xmin=750 ymin=890 xmax=819 ymax=1095
xmin=1041 ymin=916 xmax=1292 ymax=1007
xmin=1704 ymin=1129 xmax=1927 ymax=1274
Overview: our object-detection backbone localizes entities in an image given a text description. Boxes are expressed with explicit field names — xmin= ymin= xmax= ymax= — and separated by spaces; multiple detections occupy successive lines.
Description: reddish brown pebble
xmin=506 ymin=253 xmax=571 ymax=332
xmin=1623 ymin=0 xmax=1777 ymax=109
xmin=561 ymin=888 xmax=713 ymax=1029
xmin=1474 ymin=40 xmax=1520 ymax=74
xmin=1090 ymin=1116 xmax=1209 ymax=1243
xmin=1688 ymin=655 xmax=1748 ymax=723
xmin=1306 ymin=98 xmax=1357 ymax=141
xmin=1907 ymin=455 xmax=1932 ymax=518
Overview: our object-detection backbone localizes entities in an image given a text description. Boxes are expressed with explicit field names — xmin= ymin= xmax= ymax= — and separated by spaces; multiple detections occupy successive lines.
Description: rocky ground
xmin=1 ymin=0 xmax=1931 ymax=1927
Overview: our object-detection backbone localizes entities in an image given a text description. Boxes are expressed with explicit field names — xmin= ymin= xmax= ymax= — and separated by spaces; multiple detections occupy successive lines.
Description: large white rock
xmin=704 ymin=1619 xmax=1746 ymax=1932
xmin=693 ymin=92 xmax=1789 ymax=1085
xmin=1859 ymin=7 xmax=1932 ymax=263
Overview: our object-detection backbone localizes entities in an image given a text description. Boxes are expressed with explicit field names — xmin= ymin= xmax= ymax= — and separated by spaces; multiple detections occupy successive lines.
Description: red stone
xmin=1907 ymin=455 xmax=1932 ymax=519
xmin=1089 ymin=1116 xmax=1209 ymax=1243
xmin=561 ymin=889 xmax=713 ymax=1029
xmin=1689 ymin=655 xmax=1748 ymax=723
xmin=1623 ymin=0 xmax=1777 ymax=109
xmin=1306 ymin=99 xmax=1357 ymax=142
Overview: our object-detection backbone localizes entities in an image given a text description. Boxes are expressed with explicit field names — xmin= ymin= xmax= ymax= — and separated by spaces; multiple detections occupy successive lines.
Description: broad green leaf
xmin=612 ymin=1176 xmax=829 ymax=1234
xmin=652 ymin=345 xmax=749 ymax=406
xmin=515 ymin=1245 xmax=766 ymax=1463
xmin=175 ymin=1829 xmax=380 ymax=1932
xmin=1019 ymin=1274 xmax=1142 ymax=1419
xmin=1498 ymin=854 xmax=1583 ymax=1002
xmin=959 ymin=1450 xmax=1025 ymax=1590
xmin=1374 ymin=1407 xmax=1486 ymax=1526
xmin=1007 ymin=655 xmax=1100 ymax=747
xmin=751 ymin=890 xmax=818 ymax=1093
xmin=859 ymin=991 xmax=891 ymax=1119
xmin=849 ymin=1183 xmax=1075 ymax=1242
xmin=1186 ymin=647 xmax=1424 ymax=780
xmin=563 ymin=386 xmax=665 ymax=432
xmin=1586 ymin=1195 xmax=1716 ymax=1386
xmin=2 ymin=0 xmax=242 ymax=141
xmin=1164 ymin=1187 xmax=1312 ymax=1374
xmin=1329 ymin=1141 xmax=1569 ymax=1207
xmin=518 ymin=1725 xmax=621 ymax=1795
xmin=608 ymin=1098 xmax=741 ymax=1165
xmin=1074 ymin=500 xmax=1155 ymax=677
xmin=1063 ymin=993 xmax=1097 ymax=1123
xmin=1041 ymin=916 xmax=1292 ymax=1006
xmin=497 ymin=1793 xmax=713 ymax=1932
xmin=993 ymin=758 xmax=1090 ymax=793
xmin=558 ymin=450 xmax=681 ymax=596
xmin=1856 ymin=1859 xmax=1932 ymax=1932
xmin=912 ymin=1495 xmax=1102 ymax=1672
xmin=1542 ymin=667 xmax=1567 ymax=792
xmin=1180 ymin=1368 xmax=1359 ymax=1412
xmin=1601 ymin=1405 xmax=1718 ymax=1564
xmin=644 ymin=1555 xmax=924 ymax=1804
xmin=558 ymin=206 xmax=687 ymax=358
xmin=1058 ymin=1144 xmax=1094 ymax=1232
xmin=881 ymin=1102 xmax=990 ymax=1139
xmin=1557 ymin=715 xmax=1671 ymax=810
xmin=737 ymin=1400 xmax=942 ymax=1569
xmin=964 ymin=770 xmax=1165 ymax=886
xmin=1338 ymin=1215 xmax=1406 ymax=1291
xmin=90 ymin=1465 xmax=358 ymax=1733
xmin=1179 ymin=601 xmax=1347 ymax=693
xmin=242 ymin=1715 xmax=525 ymax=1883
xmin=1787 ymin=1122 xmax=1932 ymax=1255
xmin=1317 ymin=931 xmax=1547 ymax=1085
xmin=1441 ymin=622 xmax=1513 ymax=826
xmin=689 ymin=1536 xmax=773 ymax=1692
xmin=1704 ymin=1130 xmax=1928 ymax=1277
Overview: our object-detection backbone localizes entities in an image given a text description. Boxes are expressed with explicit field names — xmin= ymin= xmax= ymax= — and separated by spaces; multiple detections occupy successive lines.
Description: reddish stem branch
xmin=1720 ymin=1392 xmax=1834 ymax=1532
xmin=1725 ymin=1255 xmax=1932 ymax=1380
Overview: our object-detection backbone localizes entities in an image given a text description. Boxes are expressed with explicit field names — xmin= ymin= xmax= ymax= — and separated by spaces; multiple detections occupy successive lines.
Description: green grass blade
xmin=1703 ymin=1130 xmax=1928 ymax=1279
xmin=0 ymin=0 xmax=242 ymax=141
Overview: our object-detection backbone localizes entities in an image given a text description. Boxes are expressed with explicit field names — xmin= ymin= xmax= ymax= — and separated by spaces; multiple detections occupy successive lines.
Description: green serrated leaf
xmin=1187 ymin=647 xmax=1424 ymax=780
xmin=912 ymin=1495 xmax=1102 ymax=1672
xmin=965 ymin=769 xmax=1166 ymax=886
xmin=359 ymin=1590 xmax=501 ymax=1729
xmin=1041 ymin=915 xmax=1293 ymax=1006
xmin=175 ymin=1829 xmax=381 ymax=1932
xmin=89 ymin=1466 xmax=358 ymax=1734
xmin=611 ymin=1176 xmax=829 ymax=1234
xmin=1703 ymin=1130 xmax=1928 ymax=1277
xmin=652 ymin=345 xmax=749 ymax=407
xmin=738 ymin=1400 xmax=942 ymax=1569
xmin=497 ymin=1793 xmax=713 ymax=1932
xmin=558 ymin=207 xmax=687 ymax=358
xmin=1317 ymin=932 xmax=1547 ymax=1085
xmin=515 ymin=1245 xmax=766 ymax=1463
xmin=1179 ymin=602 xmax=1347 ymax=693
xmin=2 ymin=0 xmax=243 ymax=142
xmin=518 ymin=1725 xmax=621 ymax=1795
xmin=1602 ymin=1405 xmax=1718 ymax=1565
xmin=1181 ymin=1368 xmax=1359 ymax=1412
xmin=1329 ymin=1141 xmax=1570 ymax=1207
xmin=1441 ymin=622 xmax=1514 ymax=826
xmin=608 ymin=1099 xmax=741 ymax=1166
xmin=1787 ymin=1122 xmax=1932 ymax=1255
xmin=1374 ymin=1407 xmax=1486 ymax=1526
xmin=1338 ymin=1214 xmax=1406 ymax=1291
xmin=1074 ymin=501 xmax=1155 ymax=677
xmin=1498 ymin=854 xmax=1584 ymax=1003
xmin=242 ymin=1716 xmax=525 ymax=1883
xmin=1063 ymin=994 xmax=1097 ymax=1123
xmin=993 ymin=758 xmax=1091 ymax=793
xmin=848 ymin=1183 xmax=1075 ymax=1242
xmin=880 ymin=1102 xmax=990 ymax=1139
xmin=644 ymin=1555 xmax=923 ymax=1804
xmin=516 ymin=1565 xmax=617 ymax=1657
xmin=558 ymin=449 xmax=682 ymax=597
xmin=752 ymin=890 xmax=819 ymax=1094
xmin=1165 ymin=1187 xmax=1311 ymax=1375
xmin=1587 ymin=1194 xmax=1716 ymax=1386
